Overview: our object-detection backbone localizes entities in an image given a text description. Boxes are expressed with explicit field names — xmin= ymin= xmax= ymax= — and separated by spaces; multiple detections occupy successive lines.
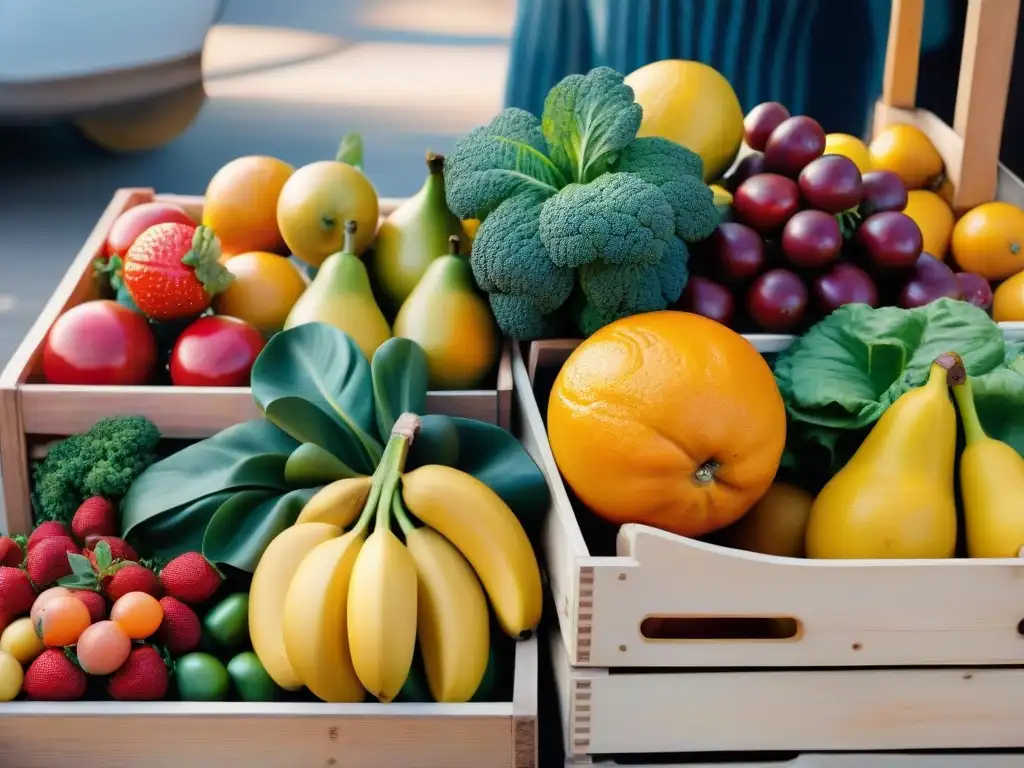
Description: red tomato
xmin=169 ymin=316 xmax=265 ymax=387
xmin=43 ymin=300 xmax=157 ymax=385
xmin=105 ymin=202 xmax=195 ymax=259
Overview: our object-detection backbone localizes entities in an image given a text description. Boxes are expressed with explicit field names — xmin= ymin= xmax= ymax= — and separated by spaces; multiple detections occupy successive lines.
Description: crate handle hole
xmin=640 ymin=616 xmax=801 ymax=641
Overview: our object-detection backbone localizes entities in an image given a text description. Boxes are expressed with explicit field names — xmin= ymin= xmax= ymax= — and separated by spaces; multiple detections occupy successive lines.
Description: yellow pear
xmin=283 ymin=221 xmax=391 ymax=361
xmin=804 ymin=354 xmax=960 ymax=559
xmin=951 ymin=360 xmax=1024 ymax=557
xmin=392 ymin=235 xmax=499 ymax=390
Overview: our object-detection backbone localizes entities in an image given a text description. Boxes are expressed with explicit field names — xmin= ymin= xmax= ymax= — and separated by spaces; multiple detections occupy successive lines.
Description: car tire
xmin=73 ymin=80 xmax=206 ymax=153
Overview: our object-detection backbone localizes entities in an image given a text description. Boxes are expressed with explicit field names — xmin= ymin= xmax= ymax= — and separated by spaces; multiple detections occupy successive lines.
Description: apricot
xmin=110 ymin=592 xmax=163 ymax=640
xmin=35 ymin=596 xmax=91 ymax=647
xmin=30 ymin=587 xmax=70 ymax=625
xmin=76 ymin=620 xmax=131 ymax=675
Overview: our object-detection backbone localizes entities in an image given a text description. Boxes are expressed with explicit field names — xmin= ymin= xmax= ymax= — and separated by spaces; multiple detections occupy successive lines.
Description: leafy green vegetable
xmin=774 ymin=299 xmax=1024 ymax=470
xmin=119 ymin=324 xmax=550 ymax=571
xmin=541 ymin=67 xmax=642 ymax=183
xmin=445 ymin=66 xmax=720 ymax=339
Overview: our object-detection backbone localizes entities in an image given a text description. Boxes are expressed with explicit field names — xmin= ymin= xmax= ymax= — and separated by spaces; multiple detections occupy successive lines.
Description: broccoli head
xmin=444 ymin=108 xmax=567 ymax=221
xmin=488 ymin=292 xmax=566 ymax=340
xmin=539 ymin=173 xmax=675 ymax=269
xmin=33 ymin=416 xmax=161 ymax=525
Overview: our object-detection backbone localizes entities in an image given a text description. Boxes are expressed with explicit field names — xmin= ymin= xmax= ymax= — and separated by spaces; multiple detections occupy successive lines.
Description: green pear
xmin=393 ymin=236 xmax=499 ymax=390
xmin=284 ymin=220 xmax=391 ymax=361
xmin=371 ymin=153 xmax=464 ymax=311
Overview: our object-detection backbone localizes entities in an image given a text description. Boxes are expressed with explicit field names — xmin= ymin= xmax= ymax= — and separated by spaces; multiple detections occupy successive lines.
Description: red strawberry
xmin=71 ymin=496 xmax=117 ymax=541
xmin=159 ymin=552 xmax=221 ymax=605
xmin=69 ymin=589 xmax=107 ymax=623
xmin=27 ymin=522 xmax=70 ymax=552
xmin=0 ymin=536 xmax=23 ymax=567
xmin=84 ymin=536 xmax=137 ymax=563
xmin=23 ymin=649 xmax=87 ymax=700
xmin=108 ymin=645 xmax=169 ymax=701
xmin=105 ymin=564 xmax=162 ymax=603
xmin=123 ymin=223 xmax=233 ymax=320
xmin=155 ymin=596 xmax=201 ymax=655
xmin=26 ymin=536 xmax=79 ymax=587
xmin=0 ymin=566 xmax=36 ymax=631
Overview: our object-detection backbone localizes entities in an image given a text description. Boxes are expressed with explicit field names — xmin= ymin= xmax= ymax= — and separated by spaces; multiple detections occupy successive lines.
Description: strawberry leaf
xmin=68 ymin=552 xmax=96 ymax=577
xmin=94 ymin=541 xmax=113 ymax=571
xmin=64 ymin=646 xmax=85 ymax=670
xmin=58 ymin=572 xmax=98 ymax=590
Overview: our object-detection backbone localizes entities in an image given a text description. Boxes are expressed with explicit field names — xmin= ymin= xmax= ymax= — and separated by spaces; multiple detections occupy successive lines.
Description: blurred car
xmin=0 ymin=0 xmax=224 ymax=152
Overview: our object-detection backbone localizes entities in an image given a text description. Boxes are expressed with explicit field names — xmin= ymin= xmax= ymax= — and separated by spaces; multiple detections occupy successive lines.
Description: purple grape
xmin=798 ymin=155 xmax=864 ymax=213
xmin=782 ymin=210 xmax=842 ymax=269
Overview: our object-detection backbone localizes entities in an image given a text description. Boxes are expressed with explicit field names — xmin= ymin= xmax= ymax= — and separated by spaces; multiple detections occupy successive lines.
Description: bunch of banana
xmin=248 ymin=412 xmax=544 ymax=704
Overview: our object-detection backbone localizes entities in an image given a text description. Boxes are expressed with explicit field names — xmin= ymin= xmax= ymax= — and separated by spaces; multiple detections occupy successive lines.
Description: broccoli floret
xmin=444 ymin=108 xmax=567 ymax=221
xmin=488 ymin=292 xmax=564 ymax=340
xmin=661 ymin=175 xmax=720 ymax=242
xmin=470 ymin=194 xmax=574 ymax=314
xmin=575 ymin=260 xmax=666 ymax=335
xmin=539 ymin=173 xmax=675 ymax=269
xmin=33 ymin=416 xmax=161 ymax=525
xmin=541 ymin=66 xmax=643 ymax=183
xmin=614 ymin=137 xmax=705 ymax=184
xmin=657 ymin=237 xmax=690 ymax=305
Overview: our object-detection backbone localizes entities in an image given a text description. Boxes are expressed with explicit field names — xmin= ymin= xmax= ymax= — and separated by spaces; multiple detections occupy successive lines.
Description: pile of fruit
xmin=0 ymin=508 xmax=272 ymax=702
xmin=12 ymin=326 xmax=548 ymax=703
xmin=43 ymin=141 xmax=499 ymax=392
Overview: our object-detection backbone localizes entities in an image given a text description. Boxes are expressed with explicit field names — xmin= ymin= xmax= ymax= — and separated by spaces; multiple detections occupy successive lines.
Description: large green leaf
xmin=125 ymin=490 xmax=238 ymax=560
xmin=203 ymin=487 xmax=322 ymax=572
xmin=251 ymin=323 xmax=383 ymax=470
xmin=372 ymin=338 xmax=429 ymax=442
xmin=121 ymin=420 xmax=296 ymax=540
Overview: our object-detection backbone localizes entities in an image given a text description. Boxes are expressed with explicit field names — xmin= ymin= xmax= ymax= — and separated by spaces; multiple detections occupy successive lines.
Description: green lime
xmin=175 ymin=652 xmax=230 ymax=701
xmin=203 ymin=593 xmax=250 ymax=648
xmin=227 ymin=651 xmax=279 ymax=702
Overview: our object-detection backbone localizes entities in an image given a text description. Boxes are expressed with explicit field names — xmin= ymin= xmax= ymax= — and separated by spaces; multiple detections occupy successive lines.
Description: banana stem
xmin=352 ymin=437 xmax=396 ymax=535
xmin=391 ymin=492 xmax=416 ymax=537
xmin=372 ymin=413 xmax=422 ymax=533
xmin=951 ymin=374 xmax=987 ymax=444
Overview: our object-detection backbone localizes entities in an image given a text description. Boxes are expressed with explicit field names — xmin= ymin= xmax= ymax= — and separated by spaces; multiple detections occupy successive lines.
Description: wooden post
xmin=881 ymin=0 xmax=925 ymax=109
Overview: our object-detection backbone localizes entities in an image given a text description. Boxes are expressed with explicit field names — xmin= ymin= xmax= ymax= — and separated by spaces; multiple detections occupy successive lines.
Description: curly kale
xmin=33 ymin=416 xmax=161 ymax=525
xmin=443 ymin=66 xmax=721 ymax=339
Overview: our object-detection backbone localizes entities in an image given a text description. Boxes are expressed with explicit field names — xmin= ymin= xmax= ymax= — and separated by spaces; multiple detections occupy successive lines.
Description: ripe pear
xmin=804 ymin=353 xmax=960 ymax=559
xmin=951 ymin=361 xmax=1024 ymax=557
xmin=371 ymin=153 xmax=464 ymax=311
xmin=283 ymin=221 xmax=391 ymax=361
xmin=393 ymin=236 xmax=499 ymax=390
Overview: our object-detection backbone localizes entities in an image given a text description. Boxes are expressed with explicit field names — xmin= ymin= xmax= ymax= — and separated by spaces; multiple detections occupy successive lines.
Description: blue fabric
xmin=504 ymin=0 xmax=954 ymax=137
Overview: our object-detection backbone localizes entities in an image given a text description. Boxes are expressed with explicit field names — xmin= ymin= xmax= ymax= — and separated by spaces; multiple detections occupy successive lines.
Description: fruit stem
xmin=372 ymin=413 xmax=422 ymax=534
xmin=181 ymin=226 xmax=234 ymax=295
xmin=693 ymin=460 xmax=719 ymax=486
xmin=342 ymin=221 xmax=358 ymax=255
xmin=391 ymin=492 xmax=416 ymax=537
xmin=933 ymin=352 xmax=968 ymax=387
xmin=448 ymin=235 xmax=461 ymax=256
xmin=426 ymin=152 xmax=445 ymax=175
xmin=948 ymin=368 xmax=988 ymax=445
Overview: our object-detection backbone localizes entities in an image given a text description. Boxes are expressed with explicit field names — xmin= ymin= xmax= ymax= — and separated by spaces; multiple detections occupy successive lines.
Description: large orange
xmin=951 ymin=201 xmax=1024 ymax=280
xmin=992 ymin=269 xmax=1024 ymax=321
xmin=868 ymin=125 xmax=943 ymax=190
xmin=203 ymin=156 xmax=294 ymax=255
xmin=213 ymin=252 xmax=308 ymax=334
xmin=903 ymin=190 xmax=954 ymax=260
xmin=547 ymin=311 xmax=786 ymax=538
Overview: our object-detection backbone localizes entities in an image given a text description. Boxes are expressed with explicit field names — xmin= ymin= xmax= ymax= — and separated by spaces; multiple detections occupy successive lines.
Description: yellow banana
xmin=295 ymin=476 xmax=373 ymax=526
xmin=347 ymin=526 xmax=418 ymax=702
xmin=282 ymin=530 xmax=366 ymax=702
xmin=406 ymin=526 xmax=490 ymax=702
xmin=402 ymin=464 xmax=543 ymax=638
xmin=249 ymin=521 xmax=340 ymax=690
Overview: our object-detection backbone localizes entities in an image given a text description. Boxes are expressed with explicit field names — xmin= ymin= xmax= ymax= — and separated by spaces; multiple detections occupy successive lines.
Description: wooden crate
xmin=515 ymin=337 xmax=1024 ymax=759
xmin=0 ymin=188 xmax=513 ymax=535
xmin=563 ymin=756 xmax=1024 ymax=768
xmin=0 ymin=634 xmax=537 ymax=768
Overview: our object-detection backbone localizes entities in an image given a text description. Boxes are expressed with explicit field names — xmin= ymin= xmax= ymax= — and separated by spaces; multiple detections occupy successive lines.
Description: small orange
xmin=30 ymin=587 xmax=70 ymax=626
xmin=869 ymin=124 xmax=943 ymax=190
xmin=110 ymin=592 xmax=164 ymax=640
xmin=903 ymin=190 xmax=955 ymax=259
xmin=992 ymin=270 xmax=1024 ymax=321
xmin=951 ymin=202 xmax=1024 ymax=281
xmin=34 ymin=596 xmax=91 ymax=647
xmin=213 ymin=251 xmax=308 ymax=333
xmin=547 ymin=311 xmax=786 ymax=538
xmin=76 ymin=620 xmax=131 ymax=675
xmin=824 ymin=133 xmax=872 ymax=174
xmin=203 ymin=156 xmax=295 ymax=255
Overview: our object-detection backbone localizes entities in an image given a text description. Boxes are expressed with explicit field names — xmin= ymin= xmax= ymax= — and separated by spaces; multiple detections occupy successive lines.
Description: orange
xmin=951 ymin=202 xmax=1024 ymax=281
xmin=993 ymin=270 xmax=1024 ymax=321
xmin=110 ymin=592 xmax=164 ymax=640
xmin=547 ymin=311 xmax=787 ymax=538
xmin=34 ymin=596 xmax=91 ymax=647
xmin=824 ymin=133 xmax=872 ymax=174
xmin=213 ymin=251 xmax=308 ymax=333
xmin=625 ymin=60 xmax=744 ymax=182
xmin=203 ymin=156 xmax=295 ymax=255
xmin=30 ymin=587 xmax=70 ymax=625
xmin=76 ymin=620 xmax=131 ymax=675
xmin=903 ymin=190 xmax=955 ymax=259
xmin=868 ymin=124 xmax=943 ymax=190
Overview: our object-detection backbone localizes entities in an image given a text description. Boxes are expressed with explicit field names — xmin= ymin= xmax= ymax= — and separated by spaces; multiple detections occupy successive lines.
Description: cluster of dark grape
xmin=681 ymin=102 xmax=991 ymax=333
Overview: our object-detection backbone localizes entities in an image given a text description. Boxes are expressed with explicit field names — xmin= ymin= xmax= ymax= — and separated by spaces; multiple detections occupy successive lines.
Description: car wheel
xmin=73 ymin=81 xmax=206 ymax=153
